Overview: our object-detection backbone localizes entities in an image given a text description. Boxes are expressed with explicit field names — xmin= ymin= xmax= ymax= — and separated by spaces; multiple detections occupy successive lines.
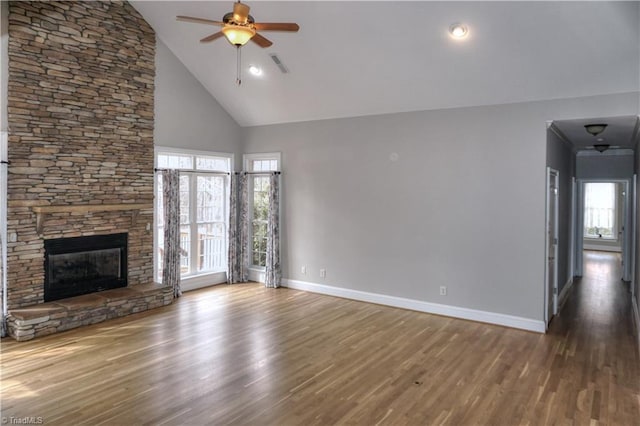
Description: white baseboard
xmin=248 ymin=268 xmax=265 ymax=283
xmin=181 ymin=271 xmax=228 ymax=292
xmin=633 ymin=297 xmax=640 ymax=356
xmin=558 ymin=278 xmax=574 ymax=311
xmin=583 ymin=244 xmax=622 ymax=253
xmin=282 ymin=279 xmax=545 ymax=333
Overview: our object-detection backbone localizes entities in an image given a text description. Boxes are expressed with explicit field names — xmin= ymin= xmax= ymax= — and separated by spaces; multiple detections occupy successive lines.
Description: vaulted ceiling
xmin=131 ymin=1 xmax=640 ymax=127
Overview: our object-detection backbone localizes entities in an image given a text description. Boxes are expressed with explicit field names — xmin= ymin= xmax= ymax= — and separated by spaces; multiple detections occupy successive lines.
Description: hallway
xmin=547 ymin=250 xmax=640 ymax=422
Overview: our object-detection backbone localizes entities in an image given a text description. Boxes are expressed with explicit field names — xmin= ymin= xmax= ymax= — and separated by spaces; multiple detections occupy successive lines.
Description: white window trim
xmin=154 ymin=148 xmax=234 ymax=283
xmin=155 ymin=146 xmax=235 ymax=170
xmin=243 ymin=152 xmax=281 ymax=172
xmin=583 ymin=182 xmax=619 ymax=242
xmin=243 ymin=153 xmax=281 ymax=277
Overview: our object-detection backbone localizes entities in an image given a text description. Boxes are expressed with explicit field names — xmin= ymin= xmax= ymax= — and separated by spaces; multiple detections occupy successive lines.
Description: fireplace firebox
xmin=44 ymin=233 xmax=128 ymax=302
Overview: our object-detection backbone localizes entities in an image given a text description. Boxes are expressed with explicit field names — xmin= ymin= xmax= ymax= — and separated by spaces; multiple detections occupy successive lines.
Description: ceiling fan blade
xmin=251 ymin=32 xmax=273 ymax=48
xmin=200 ymin=32 xmax=224 ymax=43
xmin=177 ymin=16 xmax=224 ymax=26
xmin=253 ymin=23 xmax=300 ymax=32
xmin=233 ymin=2 xmax=251 ymax=24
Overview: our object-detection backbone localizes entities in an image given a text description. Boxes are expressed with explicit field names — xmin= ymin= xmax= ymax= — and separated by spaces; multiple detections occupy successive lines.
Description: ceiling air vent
xmin=269 ymin=53 xmax=289 ymax=74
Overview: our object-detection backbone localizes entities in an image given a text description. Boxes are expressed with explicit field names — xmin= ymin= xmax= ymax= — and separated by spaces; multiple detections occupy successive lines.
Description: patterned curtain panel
xmin=0 ymin=153 xmax=7 ymax=337
xmin=227 ymin=173 xmax=240 ymax=283
xmin=265 ymin=173 xmax=281 ymax=288
xmin=238 ymin=172 xmax=250 ymax=282
xmin=162 ymin=169 xmax=182 ymax=298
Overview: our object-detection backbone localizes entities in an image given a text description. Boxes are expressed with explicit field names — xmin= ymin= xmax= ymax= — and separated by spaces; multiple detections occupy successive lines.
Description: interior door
xmin=546 ymin=169 xmax=559 ymax=325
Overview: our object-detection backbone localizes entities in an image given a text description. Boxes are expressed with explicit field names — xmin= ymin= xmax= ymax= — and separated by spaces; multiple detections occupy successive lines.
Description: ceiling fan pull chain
xmin=236 ymin=46 xmax=242 ymax=86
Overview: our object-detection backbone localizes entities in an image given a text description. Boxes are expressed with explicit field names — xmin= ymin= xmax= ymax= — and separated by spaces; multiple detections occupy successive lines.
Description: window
xmin=156 ymin=150 xmax=231 ymax=281
xmin=244 ymin=153 xmax=280 ymax=268
xmin=584 ymin=182 xmax=617 ymax=240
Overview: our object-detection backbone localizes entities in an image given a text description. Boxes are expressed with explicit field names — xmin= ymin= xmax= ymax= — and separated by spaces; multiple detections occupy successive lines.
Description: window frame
xmin=583 ymin=182 xmax=619 ymax=241
xmin=155 ymin=147 xmax=233 ymax=282
xmin=243 ymin=153 xmax=281 ymax=271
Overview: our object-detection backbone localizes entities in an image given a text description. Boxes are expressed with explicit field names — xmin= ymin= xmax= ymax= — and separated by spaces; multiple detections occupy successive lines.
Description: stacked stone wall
xmin=6 ymin=1 xmax=156 ymax=308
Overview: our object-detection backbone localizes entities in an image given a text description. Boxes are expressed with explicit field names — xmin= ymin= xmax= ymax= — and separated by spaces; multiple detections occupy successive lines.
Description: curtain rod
xmin=235 ymin=171 xmax=281 ymax=175
xmin=154 ymin=168 xmax=281 ymax=176
xmin=154 ymin=168 xmax=230 ymax=175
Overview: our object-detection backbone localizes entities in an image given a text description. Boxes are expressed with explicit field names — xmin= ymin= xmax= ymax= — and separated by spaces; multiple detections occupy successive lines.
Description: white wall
xmin=242 ymin=92 xmax=639 ymax=323
xmin=154 ymin=40 xmax=242 ymax=169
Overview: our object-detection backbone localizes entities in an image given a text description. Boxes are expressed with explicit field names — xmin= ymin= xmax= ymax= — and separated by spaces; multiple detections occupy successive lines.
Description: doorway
xmin=575 ymin=179 xmax=632 ymax=282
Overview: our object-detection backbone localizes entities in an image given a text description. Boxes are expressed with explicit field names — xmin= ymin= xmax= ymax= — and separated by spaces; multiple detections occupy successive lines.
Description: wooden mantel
xmin=30 ymin=203 xmax=153 ymax=234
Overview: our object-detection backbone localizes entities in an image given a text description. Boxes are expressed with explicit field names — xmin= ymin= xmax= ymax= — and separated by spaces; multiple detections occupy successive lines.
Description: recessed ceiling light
xmin=449 ymin=23 xmax=468 ymax=39
xmin=249 ymin=65 xmax=263 ymax=76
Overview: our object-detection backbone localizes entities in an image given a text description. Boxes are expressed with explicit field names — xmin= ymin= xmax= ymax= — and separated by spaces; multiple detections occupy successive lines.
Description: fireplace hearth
xmin=44 ymin=233 xmax=128 ymax=302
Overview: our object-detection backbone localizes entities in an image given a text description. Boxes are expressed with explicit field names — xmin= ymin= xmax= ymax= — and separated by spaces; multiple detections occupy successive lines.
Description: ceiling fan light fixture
xmin=449 ymin=23 xmax=468 ymax=39
xmin=232 ymin=2 xmax=251 ymax=23
xmin=584 ymin=123 xmax=607 ymax=136
xmin=593 ymin=144 xmax=610 ymax=153
xmin=222 ymin=25 xmax=255 ymax=46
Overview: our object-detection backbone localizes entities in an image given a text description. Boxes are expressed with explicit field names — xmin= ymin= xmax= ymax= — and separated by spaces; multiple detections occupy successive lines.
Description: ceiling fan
xmin=177 ymin=1 xmax=300 ymax=49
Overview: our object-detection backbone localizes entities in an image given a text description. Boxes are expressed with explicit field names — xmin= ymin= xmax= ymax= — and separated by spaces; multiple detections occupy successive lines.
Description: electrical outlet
xmin=301 ymin=265 xmax=306 ymax=275
xmin=320 ymin=269 xmax=326 ymax=278
xmin=440 ymin=286 xmax=447 ymax=296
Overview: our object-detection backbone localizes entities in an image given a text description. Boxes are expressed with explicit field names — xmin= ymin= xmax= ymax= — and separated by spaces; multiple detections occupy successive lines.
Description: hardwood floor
xmin=2 ymin=251 xmax=639 ymax=425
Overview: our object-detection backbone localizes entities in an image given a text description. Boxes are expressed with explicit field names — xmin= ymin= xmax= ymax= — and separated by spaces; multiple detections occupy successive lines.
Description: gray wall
xmin=243 ymin=92 xmax=639 ymax=322
xmin=154 ymin=40 xmax=242 ymax=169
xmin=546 ymin=128 xmax=575 ymax=293
xmin=576 ymin=154 xmax=635 ymax=179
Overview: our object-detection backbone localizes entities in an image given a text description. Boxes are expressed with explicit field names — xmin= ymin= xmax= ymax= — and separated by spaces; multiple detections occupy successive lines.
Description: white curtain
xmin=265 ymin=173 xmax=281 ymax=288
xmin=162 ymin=169 xmax=182 ymax=298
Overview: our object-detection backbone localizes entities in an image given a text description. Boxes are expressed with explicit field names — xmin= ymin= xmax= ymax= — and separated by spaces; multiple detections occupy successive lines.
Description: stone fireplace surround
xmin=5 ymin=1 xmax=171 ymax=341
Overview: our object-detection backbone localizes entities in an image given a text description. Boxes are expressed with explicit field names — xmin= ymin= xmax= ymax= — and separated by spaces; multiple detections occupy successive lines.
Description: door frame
xmin=569 ymin=177 xmax=576 ymax=280
xmin=632 ymin=175 xmax=637 ymax=300
xmin=545 ymin=167 xmax=559 ymax=327
xmin=575 ymin=178 xmax=633 ymax=280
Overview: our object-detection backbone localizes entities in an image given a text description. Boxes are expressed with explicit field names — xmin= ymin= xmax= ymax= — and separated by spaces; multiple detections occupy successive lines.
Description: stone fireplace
xmin=4 ymin=1 xmax=171 ymax=340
